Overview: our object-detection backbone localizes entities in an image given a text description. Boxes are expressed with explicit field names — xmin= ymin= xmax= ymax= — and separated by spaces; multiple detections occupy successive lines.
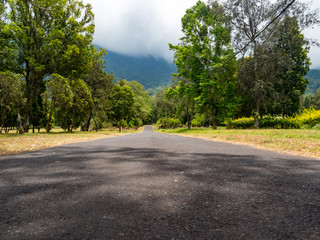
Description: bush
xmin=294 ymin=108 xmax=320 ymax=127
xmin=260 ymin=117 xmax=300 ymax=129
xmin=226 ymin=117 xmax=300 ymax=129
xmin=157 ymin=117 xmax=181 ymax=129
xmin=191 ymin=114 xmax=206 ymax=127
xmin=118 ymin=119 xmax=128 ymax=128
xmin=128 ymin=118 xmax=143 ymax=128
xmin=225 ymin=117 xmax=255 ymax=129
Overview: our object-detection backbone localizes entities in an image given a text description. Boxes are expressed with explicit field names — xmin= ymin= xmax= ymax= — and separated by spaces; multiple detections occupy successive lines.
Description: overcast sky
xmin=83 ymin=0 xmax=320 ymax=68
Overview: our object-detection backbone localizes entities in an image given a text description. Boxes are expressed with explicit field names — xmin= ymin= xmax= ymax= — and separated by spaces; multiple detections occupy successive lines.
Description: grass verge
xmin=0 ymin=127 xmax=142 ymax=156
xmin=156 ymin=127 xmax=320 ymax=160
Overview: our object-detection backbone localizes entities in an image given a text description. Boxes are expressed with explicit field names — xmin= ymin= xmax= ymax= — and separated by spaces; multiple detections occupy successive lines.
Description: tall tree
xmin=0 ymin=2 xmax=16 ymax=72
xmin=268 ymin=16 xmax=310 ymax=116
xmin=0 ymin=71 xmax=24 ymax=133
xmin=169 ymin=0 xmax=237 ymax=129
xmin=226 ymin=0 xmax=319 ymax=125
xmin=42 ymin=74 xmax=73 ymax=133
xmin=83 ymin=46 xmax=114 ymax=131
xmin=57 ymin=78 xmax=93 ymax=132
xmin=6 ymin=0 xmax=94 ymax=132
xmin=166 ymin=79 xmax=196 ymax=129
xmin=124 ymin=80 xmax=152 ymax=124
xmin=226 ymin=0 xmax=273 ymax=127
xmin=109 ymin=80 xmax=134 ymax=132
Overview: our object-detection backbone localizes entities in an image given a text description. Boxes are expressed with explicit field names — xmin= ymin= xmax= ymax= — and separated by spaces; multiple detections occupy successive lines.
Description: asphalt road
xmin=1 ymin=126 xmax=320 ymax=239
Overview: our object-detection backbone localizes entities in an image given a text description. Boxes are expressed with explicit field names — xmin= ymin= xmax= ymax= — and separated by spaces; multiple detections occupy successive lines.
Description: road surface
xmin=1 ymin=126 xmax=320 ymax=239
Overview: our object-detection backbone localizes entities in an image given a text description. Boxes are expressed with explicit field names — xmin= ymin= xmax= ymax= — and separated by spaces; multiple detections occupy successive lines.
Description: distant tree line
xmin=157 ymin=0 xmax=319 ymax=129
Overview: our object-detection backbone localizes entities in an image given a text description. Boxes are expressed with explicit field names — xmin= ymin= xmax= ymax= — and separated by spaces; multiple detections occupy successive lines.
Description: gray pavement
xmin=1 ymin=126 xmax=320 ymax=239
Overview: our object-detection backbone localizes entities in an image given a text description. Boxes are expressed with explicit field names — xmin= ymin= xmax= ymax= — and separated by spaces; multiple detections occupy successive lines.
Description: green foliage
xmin=82 ymin=46 xmax=114 ymax=131
xmin=0 ymin=71 xmax=24 ymax=131
xmin=191 ymin=114 xmax=206 ymax=127
xmin=225 ymin=118 xmax=255 ymax=129
xmin=5 ymin=0 xmax=95 ymax=131
xmin=128 ymin=119 xmax=143 ymax=128
xmin=54 ymin=78 xmax=93 ymax=132
xmin=43 ymin=74 xmax=73 ymax=132
xmin=124 ymin=80 xmax=152 ymax=124
xmin=294 ymin=108 xmax=320 ymax=127
xmin=118 ymin=119 xmax=128 ymax=129
xmin=269 ymin=16 xmax=310 ymax=116
xmin=151 ymin=87 xmax=178 ymax=122
xmin=169 ymin=0 xmax=237 ymax=129
xmin=156 ymin=117 xmax=181 ymax=129
xmin=109 ymin=82 xmax=135 ymax=131
xmin=226 ymin=109 xmax=320 ymax=129
xmin=226 ymin=117 xmax=300 ymax=129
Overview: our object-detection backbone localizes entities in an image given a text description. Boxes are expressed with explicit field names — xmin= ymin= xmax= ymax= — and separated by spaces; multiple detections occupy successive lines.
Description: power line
xmin=214 ymin=0 xmax=296 ymax=74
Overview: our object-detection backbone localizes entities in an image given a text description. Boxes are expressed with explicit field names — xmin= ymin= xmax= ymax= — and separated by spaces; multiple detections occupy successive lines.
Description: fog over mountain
xmin=85 ymin=0 xmax=320 ymax=67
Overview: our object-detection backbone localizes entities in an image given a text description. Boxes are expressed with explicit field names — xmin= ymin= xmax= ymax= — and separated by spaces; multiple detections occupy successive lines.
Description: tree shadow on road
xmin=1 ymin=144 xmax=320 ymax=239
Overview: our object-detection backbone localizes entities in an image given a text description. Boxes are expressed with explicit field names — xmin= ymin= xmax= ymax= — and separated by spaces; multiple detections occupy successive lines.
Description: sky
xmin=83 ymin=0 xmax=320 ymax=68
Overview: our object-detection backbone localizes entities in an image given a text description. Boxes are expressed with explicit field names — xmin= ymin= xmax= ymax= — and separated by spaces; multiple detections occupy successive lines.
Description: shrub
xmin=118 ymin=119 xmax=128 ymax=128
xmin=226 ymin=117 xmax=300 ymax=129
xmin=191 ymin=114 xmax=206 ymax=127
xmin=294 ymin=108 xmax=320 ymax=127
xmin=157 ymin=117 xmax=181 ymax=129
xmin=225 ymin=117 xmax=255 ymax=129
xmin=128 ymin=118 xmax=143 ymax=128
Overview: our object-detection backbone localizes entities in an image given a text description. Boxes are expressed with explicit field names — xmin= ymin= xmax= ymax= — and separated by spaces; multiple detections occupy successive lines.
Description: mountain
xmin=102 ymin=50 xmax=176 ymax=90
xmin=305 ymin=69 xmax=320 ymax=95
xmin=99 ymin=46 xmax=320 ymax=95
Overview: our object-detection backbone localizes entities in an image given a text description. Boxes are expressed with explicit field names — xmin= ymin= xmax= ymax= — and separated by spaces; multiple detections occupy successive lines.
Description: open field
xmin=156 ymin=127 xmax=320 ymax=160
xmin=0 ymin=127 xmax=142 ymax=156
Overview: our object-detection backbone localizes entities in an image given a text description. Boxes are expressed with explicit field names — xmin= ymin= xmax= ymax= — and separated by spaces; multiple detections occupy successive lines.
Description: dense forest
xmin=101 ymin=49 xmax=176 ymax=90
xmin=305 ymin=69 xmax=320 ymax=95
xmin=103 ymin=47 xmax=320 ymax=95
xmin=1 ymin=0 xmax=320 ymax=134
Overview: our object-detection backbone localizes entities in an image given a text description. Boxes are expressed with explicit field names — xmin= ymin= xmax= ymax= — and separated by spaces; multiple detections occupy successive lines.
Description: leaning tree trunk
xmin=82 ymin=112 xmax=92 ymax=131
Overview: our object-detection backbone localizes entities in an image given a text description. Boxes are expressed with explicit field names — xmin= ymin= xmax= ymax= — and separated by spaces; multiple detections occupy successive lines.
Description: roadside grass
xmin=0 ymin=127 xmax=142 ymax=156
xmin=156 ymin=127 xmax=320 ymax=159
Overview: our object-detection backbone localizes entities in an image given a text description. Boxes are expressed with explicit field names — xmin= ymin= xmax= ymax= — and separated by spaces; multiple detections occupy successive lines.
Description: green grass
xmin=156 ymin=127 xmax=320 ymax=159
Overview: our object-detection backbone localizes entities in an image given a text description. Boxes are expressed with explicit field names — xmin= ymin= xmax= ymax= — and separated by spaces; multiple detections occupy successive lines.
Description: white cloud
xmin=84 ymin=0 xmax=320 ymax=67
xmin=84 ymin=0 xmax=198 ymax=62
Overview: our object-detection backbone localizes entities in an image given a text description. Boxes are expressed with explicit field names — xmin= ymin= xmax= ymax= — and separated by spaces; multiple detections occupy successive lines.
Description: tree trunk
xmin=46 ymin=101 xmax=54 ymax=133
xmin=17 ymin=113 xmax=23 ymax=134
xmin=212 ymin=119 xmax=218 ymax=130
xmin=92 ymin=116 xmax=99 ymax=132
xmin=212 ymin=104 xmax=217 ymax=130
xmin=253 ymin=40 xmax=260 ymax=129
xmin=254 ymin=96 xmax=260 ymax=128
xmin=82 ymin=112 xmax=92 ymax=131
xmin=1 ymin=108 xmax=5 ymax=134
xmin=71 ymin=107 xmax=76 ymax=133
xmin=187 ymin=105 xmax=191 ymax=129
